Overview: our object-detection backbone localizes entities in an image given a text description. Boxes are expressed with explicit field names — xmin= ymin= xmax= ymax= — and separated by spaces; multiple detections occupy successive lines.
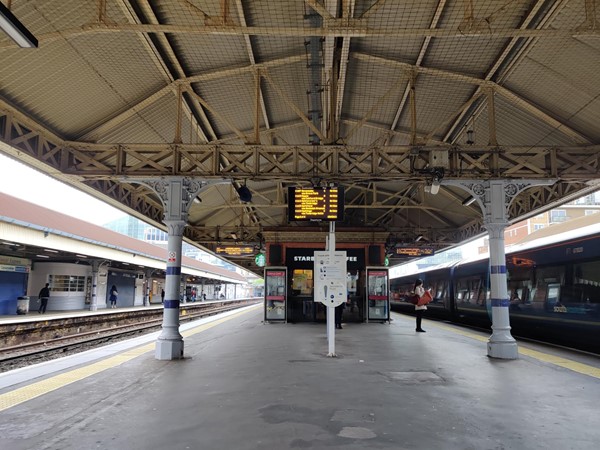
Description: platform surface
xmin=1 ymin=305 xmax=599 ymax=450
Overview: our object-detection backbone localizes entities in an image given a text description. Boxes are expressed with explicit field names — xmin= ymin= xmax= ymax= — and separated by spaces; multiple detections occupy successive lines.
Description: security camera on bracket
xmin=423 ymin=167 xmax=444 ymax=195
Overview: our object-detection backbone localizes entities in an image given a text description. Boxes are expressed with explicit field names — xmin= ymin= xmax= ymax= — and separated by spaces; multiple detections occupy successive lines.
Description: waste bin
xmin=16 ymin=296 xmax=30 ymax=315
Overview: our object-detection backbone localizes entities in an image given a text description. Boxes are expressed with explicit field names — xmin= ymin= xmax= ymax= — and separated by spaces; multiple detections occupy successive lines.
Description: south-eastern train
xmin=390 ymin=219 xmax=600 ymax=354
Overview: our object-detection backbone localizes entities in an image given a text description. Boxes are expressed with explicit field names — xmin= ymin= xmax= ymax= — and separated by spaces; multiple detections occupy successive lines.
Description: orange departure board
xmin=395 ymin=247 xmax=435 ymax=257
xmin=288 ymin=187 xmax=344 ymax=222
xmin=215 ymin=246 xmax=255 ymax=256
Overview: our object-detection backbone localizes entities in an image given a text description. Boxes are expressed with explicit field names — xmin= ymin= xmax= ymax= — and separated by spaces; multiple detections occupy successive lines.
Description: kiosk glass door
xmin=366 ymin=267 xmax=390 ymax=322
xmin=265 ymin=268 xmax=287 ymax=321
xmin=291 ymin=269 xmax=315 ymax=321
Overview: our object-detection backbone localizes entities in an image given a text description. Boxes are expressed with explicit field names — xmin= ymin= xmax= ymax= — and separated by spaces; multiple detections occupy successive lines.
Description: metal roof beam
xmin=13 ymin=22 xmax=599 ymax=48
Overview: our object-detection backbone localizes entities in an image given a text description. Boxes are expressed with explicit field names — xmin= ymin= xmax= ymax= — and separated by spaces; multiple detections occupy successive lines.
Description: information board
xmin=395 ymin=246 xmax=435 ymax=257
xmin=288 ymin=187 xmax=344 ymax=222
xmin=314 ymin=251 xmax=347 ymax=307
xmin=215 ymin=245 xmax=255 ymax=257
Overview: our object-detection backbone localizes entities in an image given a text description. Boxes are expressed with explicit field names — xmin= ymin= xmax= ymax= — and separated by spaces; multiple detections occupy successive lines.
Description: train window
xmin=507 ymin=267 xmax=532 ymax=283
xmin=533 ymin=266 xmax=565 ymax=305
xmin=421 ymin=279 xmax=448 ymax=305
xmin=455 ymin=277 xmax=486 ymax=309
xmin=574 ymin=261 xmax=600 ymax=287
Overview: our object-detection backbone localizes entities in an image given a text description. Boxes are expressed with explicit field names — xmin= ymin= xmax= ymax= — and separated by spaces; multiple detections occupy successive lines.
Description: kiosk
xmin=264 ymin=267 xmax=287 ymax=322
xmin=366 ymin=267 xmax=390 ymax=323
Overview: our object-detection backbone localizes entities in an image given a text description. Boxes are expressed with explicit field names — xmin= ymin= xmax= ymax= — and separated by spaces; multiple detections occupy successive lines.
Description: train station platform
xmin=1 ymin=304 xmax=599 ymax=449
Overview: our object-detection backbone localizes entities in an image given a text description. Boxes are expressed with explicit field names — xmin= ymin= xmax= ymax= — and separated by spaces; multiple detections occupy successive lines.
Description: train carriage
xmin=390 ymin=224 xmax=600 ymax=354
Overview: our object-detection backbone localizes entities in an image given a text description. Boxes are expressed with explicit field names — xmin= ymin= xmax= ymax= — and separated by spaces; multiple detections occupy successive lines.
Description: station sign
xmin=288 ymin=186 xmax=344 ymax=222
xmin=215 ymin=245 xmax=255 ymax=257
xmin=394 ymin=246 xmax=436 ymax=257
xmin=0 ymin=264 xmax=29 ymax=273
xmin=314 ymin=250 xmax=347 ymax=307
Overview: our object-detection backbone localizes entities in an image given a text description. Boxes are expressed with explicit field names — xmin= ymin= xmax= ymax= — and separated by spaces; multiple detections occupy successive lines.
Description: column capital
xmin=164 ymin=220 xmax=187 ymax=236
xmin=484 ymin=221 xmax=507 ymax=239
xmin=444 ymin=179 xmax=555 ymax=223
xmin=132 ymin=177 xmax=228 ymax=222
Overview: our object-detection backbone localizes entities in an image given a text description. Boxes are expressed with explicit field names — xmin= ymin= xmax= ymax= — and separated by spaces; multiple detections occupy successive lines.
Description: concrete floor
xmin=1 ymin=305 xmax=599 ymax=449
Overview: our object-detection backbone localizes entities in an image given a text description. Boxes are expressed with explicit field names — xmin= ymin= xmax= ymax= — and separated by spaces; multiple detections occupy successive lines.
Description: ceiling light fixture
xmin=415 ymin=234 xmax=424 ymax=242
xmin=430 ymin=177 xmax=441 ymax=195
xmin=236 ymin=181 xmax=252 ymax=203
xmin=0 ymin=2 xmax=38 ymax=48
xmin=462 ymin=196 xmax=476 ymax=206
xmin=466 ymin=129 xmax=474 ymax=145
xmin=35 ymin=254 xmax=50 ymax=258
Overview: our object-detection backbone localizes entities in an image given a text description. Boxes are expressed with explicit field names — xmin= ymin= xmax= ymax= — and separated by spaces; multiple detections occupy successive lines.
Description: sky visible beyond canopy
xmin=0 ymin=153 xmax=127 ymax=226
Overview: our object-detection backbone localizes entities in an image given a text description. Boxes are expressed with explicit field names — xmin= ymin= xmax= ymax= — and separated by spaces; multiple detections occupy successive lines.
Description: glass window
xmin=291 ymin=269 xmax=313 ymax=296
xmin=48 ymin=274 xmax=86 ymax=292
xmin=550 ymin=210 xmax=567 ymax=223
xmin=455 ymin=276 xmax=486 ymax=308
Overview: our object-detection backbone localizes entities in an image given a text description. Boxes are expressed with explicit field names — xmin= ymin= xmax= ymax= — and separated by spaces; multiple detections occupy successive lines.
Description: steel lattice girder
xmin=1 ymin=107 xmax=598 ymax=247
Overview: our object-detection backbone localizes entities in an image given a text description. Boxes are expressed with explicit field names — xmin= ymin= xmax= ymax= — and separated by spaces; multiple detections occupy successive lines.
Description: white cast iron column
xmin=445 ymin=179 xmax=554 ymax=359
xmin=139 ymin=177 xmax=216 ymax=360
xmin=89 ymin=260 xmax=100 ymax=311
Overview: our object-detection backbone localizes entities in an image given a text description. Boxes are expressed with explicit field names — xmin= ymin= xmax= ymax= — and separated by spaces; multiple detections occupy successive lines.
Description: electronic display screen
xmin=215 ymin=246 xmax=255 ymax=257
xmin=288 ymin=186 xmax=344 ymax=222
xmin=395 ymin=247 xmax=435 ymax=257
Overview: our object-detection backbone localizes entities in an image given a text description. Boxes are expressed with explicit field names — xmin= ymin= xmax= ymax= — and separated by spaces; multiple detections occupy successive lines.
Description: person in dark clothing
xmin=109 ymin=285 xmax=118 ymax=308
xmin=414 ymin=279 xmax=426 ymax=332
xmin=335 ymin=299 xmax=346 ymax=329
xmin=161 ymin=289 xmax=165 ymax=304
xmin=38 ymin=283 xmax=50 ymax=314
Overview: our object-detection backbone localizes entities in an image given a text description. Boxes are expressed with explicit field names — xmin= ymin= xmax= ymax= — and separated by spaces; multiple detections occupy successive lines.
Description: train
xmin=390 ymin=217 xmax=600 ymax=354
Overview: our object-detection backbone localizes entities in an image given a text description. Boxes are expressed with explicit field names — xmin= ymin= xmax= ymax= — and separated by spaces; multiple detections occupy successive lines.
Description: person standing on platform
xmin=38 ymin=283 xmax=50 ymax=314
xmin=335 ymin=296 xmax=347 ymax=329
xmin=161 ymin=289 xmax=165 ymax=304
xmin=414 ymin=279 xmax=427 ymax=332
xmin=109 ymin=285 xmax=118 ymax=308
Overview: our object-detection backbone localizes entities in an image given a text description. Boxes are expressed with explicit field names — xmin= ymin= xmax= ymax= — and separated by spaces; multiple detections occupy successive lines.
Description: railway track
xmin=0 ymin=301 xmax=258 ymax=373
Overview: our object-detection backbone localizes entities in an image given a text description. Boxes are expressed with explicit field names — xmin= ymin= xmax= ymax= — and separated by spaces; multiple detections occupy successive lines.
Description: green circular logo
xmin=255 ymin=252 xmax=266 ymax=267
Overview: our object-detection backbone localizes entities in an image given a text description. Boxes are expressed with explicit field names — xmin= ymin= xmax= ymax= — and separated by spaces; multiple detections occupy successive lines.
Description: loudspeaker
xmin=270 ymin=245 xmax=282 ymax=265
xmin=368 ymin=245 xmax=381 ymax=265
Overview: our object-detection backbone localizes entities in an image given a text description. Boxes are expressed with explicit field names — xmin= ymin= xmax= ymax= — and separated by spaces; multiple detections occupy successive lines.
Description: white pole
xmin=327 ymin=221 xmax=336 ymax=357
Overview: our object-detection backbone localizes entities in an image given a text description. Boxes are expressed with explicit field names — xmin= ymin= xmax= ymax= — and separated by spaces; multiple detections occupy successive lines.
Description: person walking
xmin=414 ymin=279 xmax=427 ymax=332
xmin=109 ymin=285 xmax=118 ymax=308
xmin=38 ymin=283 xmax=50 ymax=314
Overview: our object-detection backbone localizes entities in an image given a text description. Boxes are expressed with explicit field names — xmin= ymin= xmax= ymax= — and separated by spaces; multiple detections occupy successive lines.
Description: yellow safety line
xmin=423 ymin=318 xmax=600 ymax=379
xmin=0 ymin=305 xmax=259 ymax=412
